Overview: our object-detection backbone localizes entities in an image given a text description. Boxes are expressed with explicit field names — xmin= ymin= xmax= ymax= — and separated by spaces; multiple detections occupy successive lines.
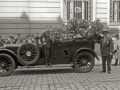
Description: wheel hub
xmin=0 ymin=62 xmax=6 ymax=68
xmin=81 ymin=59 xmax=88 ymax=66
xmin=1 ymin=64 xmax=5 ymax=67
xmin=26 ymin=51 xmax=31 ymax=57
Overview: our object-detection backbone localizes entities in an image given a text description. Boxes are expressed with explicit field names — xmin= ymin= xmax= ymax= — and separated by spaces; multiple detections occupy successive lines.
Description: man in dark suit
xmin=100 ymin=30 xmax=113 ymax=74
xmin=0 ymin=35 xmax=5 ymax=48
xmin=15 ymin=34 xmax=23 ymax=44
xmin=40 ymin=25 xmax=53 ymax=66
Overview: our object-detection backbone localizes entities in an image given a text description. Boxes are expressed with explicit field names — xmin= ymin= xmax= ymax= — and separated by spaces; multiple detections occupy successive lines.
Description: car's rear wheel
xmin=0 ymin=54 xmax=15 ymax=76
xmin=17 ymin=43 xmax=40 ymax=65
xmin=73 ymin=52 xmax=94 ymax=73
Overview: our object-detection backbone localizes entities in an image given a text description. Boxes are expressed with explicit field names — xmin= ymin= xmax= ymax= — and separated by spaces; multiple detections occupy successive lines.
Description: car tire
xmin=0 ymin=54 xmax=15 ymax=76
xmin=73 ymin=52 xmax=94 ymax=73
xmin=17 ymin=43 xmax=40 ymax=65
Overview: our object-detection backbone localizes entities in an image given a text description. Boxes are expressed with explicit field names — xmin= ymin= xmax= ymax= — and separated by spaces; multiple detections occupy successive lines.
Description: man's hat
xmin=102 ymin=29 xmax=109 ymax=34
xmin=9 ymin=36 xmax=14 ymax=39
xmin=46 ymin=25 xmax=51 ymax=28
xmin=27 ymin=34 xmax=31 ymax=38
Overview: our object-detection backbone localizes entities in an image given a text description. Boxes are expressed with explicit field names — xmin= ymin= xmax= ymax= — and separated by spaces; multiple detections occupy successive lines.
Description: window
xmin=63 ymin=0 xmax=92 ymax=24
xmin=110 ymin=0 xmax=120 ymax=24
xmin=73 ymin=0 xmax=92 ymax=20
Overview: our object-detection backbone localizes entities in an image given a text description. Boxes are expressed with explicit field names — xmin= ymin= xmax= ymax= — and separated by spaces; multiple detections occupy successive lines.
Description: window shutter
xmin=63 ymin=0 xmax=92 ymax=24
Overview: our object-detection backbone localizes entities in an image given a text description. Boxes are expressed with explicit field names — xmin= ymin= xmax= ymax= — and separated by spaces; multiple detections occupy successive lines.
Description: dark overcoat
xmin=100 ymin=37 xmax=114 ymax=56
xmin=40 ymin=30 xmax=53 ymax=48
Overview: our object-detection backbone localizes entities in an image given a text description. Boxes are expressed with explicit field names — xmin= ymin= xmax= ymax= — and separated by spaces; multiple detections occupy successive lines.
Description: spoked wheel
xmin=17 ymin=43 xmax=40 ymax=65
xmin=73 ymin=52 xmax=94 ymax=73
xmin=0 ymin=54 xmax=15 ymax=76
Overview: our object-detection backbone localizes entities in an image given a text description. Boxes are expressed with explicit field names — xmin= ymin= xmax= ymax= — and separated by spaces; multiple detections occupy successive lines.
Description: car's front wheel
xmin=73 ymin=52 xmax=94 ymax=73
xmin=0 ymin=54 xmax=15 ymax=76
xmin=17 ymin=43 xmax=40 ymax=65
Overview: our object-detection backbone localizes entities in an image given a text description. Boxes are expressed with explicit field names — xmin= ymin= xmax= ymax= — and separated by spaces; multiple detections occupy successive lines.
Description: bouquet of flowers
xmin=77 ymin=20 xmax=90 ymax=29
xmin=49 ymin=18 xmax=103 ymax=42
xmin=67 ymin=18 xmax=103 ymax=38
xmin=84 ymin=19 xmax=104 ymax=42
xmin=50 ymin=28 xmax=62 ymax=41
xmin=87 ymin=19 xmax=103 ymax=36
xmin=67 ymin=18 xmax=78 ymax=35
xmin=67 ymin=18 xmax=90 ymax=37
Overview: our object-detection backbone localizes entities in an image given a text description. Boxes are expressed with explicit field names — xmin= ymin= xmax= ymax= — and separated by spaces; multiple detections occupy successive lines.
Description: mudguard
xmin=73 ymin=48 xmax=100 ymax=61
xmin=0 ymin=49 xmax=29 ymax=66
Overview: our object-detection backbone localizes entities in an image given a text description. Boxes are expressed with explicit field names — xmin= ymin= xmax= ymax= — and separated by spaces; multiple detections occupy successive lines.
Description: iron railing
xmin=110 ymin=0 xmax=120 ymax=25
xmin=63 ymin=0 xmax=92 ymax=21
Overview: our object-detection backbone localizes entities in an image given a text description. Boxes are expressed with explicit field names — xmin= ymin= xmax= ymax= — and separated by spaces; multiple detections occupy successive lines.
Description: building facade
xmin=0 ymin=0 xmax=120 ymax=38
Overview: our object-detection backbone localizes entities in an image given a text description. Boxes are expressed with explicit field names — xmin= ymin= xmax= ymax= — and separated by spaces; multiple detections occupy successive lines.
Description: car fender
xmin=73 ymin=48 xmax=100 ymax=61
xmin=0 ymin=49 xmax=29 ymax=66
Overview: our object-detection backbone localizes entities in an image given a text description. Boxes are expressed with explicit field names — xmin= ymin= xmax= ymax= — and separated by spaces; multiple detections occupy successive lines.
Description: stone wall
xmin=0 ymin=0 xmax=62 ymax=39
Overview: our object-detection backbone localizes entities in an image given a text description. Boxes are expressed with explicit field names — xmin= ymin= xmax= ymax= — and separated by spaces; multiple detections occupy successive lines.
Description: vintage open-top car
xmin=0 ymin=38 xmax=100 ymax=76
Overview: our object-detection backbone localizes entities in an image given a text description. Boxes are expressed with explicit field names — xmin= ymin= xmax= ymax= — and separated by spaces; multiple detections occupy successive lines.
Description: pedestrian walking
xmin=100 ymin=30 xmax=113 ymax=74
xmin=113 ymin=34 xmax=119 ymax=66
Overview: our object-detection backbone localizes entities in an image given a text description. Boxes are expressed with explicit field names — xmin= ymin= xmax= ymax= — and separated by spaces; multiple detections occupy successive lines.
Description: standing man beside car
xmin=40 ymin=25 xmax=53 ymax=66
xmin=100 ymin=30 xmax=113 ymax=74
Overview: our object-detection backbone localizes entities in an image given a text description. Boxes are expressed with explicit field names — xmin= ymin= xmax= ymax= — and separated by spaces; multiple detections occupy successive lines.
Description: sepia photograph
xmin=0 ymin=0 xmax=120 ymax=90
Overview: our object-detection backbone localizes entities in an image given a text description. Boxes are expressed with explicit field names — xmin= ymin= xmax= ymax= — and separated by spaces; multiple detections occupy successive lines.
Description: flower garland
xmin=67 ymin=18 xmax=103 ymax=38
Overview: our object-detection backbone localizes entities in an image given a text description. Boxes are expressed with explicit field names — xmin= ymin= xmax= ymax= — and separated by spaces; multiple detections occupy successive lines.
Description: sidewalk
xmin=0 ymin=65 xmax=120 ymax=90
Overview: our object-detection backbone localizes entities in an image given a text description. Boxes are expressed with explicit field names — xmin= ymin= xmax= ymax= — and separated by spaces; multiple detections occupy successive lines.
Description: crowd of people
xmin=0 ymin=33 xmax=40 ymax=47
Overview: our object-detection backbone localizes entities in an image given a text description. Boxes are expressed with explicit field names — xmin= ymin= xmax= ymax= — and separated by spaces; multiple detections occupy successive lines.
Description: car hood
xmin=5 ymin=44 xmax=22 ymax=48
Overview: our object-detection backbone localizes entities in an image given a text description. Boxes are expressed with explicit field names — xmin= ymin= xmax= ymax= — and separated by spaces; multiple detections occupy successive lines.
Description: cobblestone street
xmin=0 ymin=65 xmax=120 ymax=90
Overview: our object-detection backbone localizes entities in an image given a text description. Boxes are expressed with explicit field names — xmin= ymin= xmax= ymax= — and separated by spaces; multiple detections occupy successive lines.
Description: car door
xmin=52 ymin=40 xmax=73 ymax=58
xmin=51 ymin=40 xmax=73 ymax=64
